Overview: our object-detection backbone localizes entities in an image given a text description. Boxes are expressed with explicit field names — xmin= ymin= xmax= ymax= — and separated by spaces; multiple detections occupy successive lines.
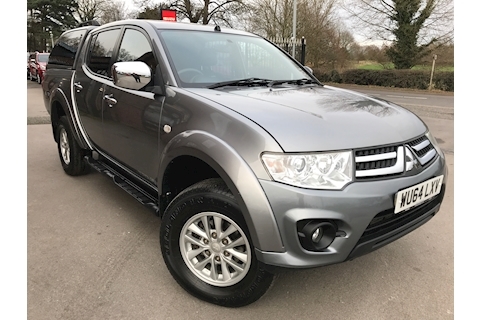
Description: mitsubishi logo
xmin=405 ymin=146 xmax=421 ymax=172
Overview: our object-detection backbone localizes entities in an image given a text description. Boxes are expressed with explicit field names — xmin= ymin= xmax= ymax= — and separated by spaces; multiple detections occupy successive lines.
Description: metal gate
xmin=267 ymin=36 xmax=306 ymax=65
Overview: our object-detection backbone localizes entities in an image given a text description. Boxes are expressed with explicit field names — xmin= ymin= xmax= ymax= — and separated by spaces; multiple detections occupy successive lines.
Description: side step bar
xmin=85 ymin=156 xmax=159 ymax=214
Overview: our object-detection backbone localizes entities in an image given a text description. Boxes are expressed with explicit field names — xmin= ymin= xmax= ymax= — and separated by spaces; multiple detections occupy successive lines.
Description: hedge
xmin=312 ymin=69 xmax=454 ymax=92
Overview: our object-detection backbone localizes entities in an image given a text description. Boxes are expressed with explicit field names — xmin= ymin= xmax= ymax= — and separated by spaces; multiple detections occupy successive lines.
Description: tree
xmin=75 ymin=0 xmax=105 ymax=22
xmin=169 ymin=0 xmax=247 ymax=26
xmin=343 ymin=0 xmax=454 ymax=69
xmin=27 ymin=0 xmax=78 ymax=29
xmin=247 ymin=0 xmax=350 ymax=69
xmin=248 ymin=0 xmax=295 ymax=38
xmin=419 ymin=43 xmax=454 ymax=67
xmin=28 ymin=0 xmax=136 ymax=52
xmin=74 ymin=0 xmax=134 ymax=24
xmin=324 ymin=26 xmax=356 ymax=70
xmin=27 ymin=0 xmax=78 ymax=52
xmin=135 ymin=1 xmax=171 ymax=19
xmin=100 ymin=0 xmax=135 ymax=23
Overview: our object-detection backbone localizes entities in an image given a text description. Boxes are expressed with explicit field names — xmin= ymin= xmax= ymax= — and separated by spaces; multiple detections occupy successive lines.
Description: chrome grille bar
xmin=417 ymin=148 xmax=436 ymax=165
xmin=411 ymin=139 xmax=430 ymax=152
xmin=355 ymin=151 xmax=397 ymax=163
xmin=356 ymin=147 xmax=404 ymax=178
xmin=408 ymin=136 xmax=436 ymax=165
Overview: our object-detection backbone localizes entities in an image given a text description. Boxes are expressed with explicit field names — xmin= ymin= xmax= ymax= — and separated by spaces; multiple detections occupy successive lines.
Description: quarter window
xmin=49 ymin=29 xmax=86 ymax=67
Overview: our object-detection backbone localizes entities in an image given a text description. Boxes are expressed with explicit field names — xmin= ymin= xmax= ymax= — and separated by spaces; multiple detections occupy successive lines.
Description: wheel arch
xmin=158 ymin=130 xmax=284 ymax=253
xmin=48 ymin=88 xmax=90 ymax=150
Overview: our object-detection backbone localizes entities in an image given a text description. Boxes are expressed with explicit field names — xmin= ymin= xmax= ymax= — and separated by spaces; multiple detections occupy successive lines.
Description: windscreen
xmin=157 ymin=30 xmax=310 ymax=87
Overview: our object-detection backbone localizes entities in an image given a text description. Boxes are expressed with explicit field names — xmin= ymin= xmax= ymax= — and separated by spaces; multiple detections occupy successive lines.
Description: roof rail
xmin=77 ymin=20 xmax=101 ymax=27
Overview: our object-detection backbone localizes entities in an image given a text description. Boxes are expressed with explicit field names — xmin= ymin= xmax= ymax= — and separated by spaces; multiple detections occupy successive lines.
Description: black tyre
xmin=29 ymin=71 xmax=34 ymax=81
xmin=160 ymin=178 xmax=275 ymax=307
xmin=37 ymin=74 xmax=41 ymax=84
xmin=56 ymin=116 xmax=89 ymax=176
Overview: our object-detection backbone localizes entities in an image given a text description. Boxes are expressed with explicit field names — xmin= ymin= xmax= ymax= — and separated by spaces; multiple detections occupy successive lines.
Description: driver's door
xmin=101 ymin=27 xmax=164 ymax=183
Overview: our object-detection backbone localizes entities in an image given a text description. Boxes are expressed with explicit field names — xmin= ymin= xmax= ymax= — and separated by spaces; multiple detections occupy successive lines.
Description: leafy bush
xmin=433 ymin=72 xmax=454 ymax=91
xmin=329 ymin=69 xmax=342 ymax=83
xmin=312 ymin=68 xmax=454 ymax=91
xmin=312 ymin=70 xmax=332 ymax=83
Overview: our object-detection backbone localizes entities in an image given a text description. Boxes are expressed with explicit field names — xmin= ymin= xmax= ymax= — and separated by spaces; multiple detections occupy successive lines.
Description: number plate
xmin=394 ymin=175 xmax=444 ymax=214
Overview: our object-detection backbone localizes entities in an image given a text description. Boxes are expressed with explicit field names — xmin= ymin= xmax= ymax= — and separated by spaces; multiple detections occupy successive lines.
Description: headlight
xmin=425 ymin=131 xmax=444 ymax=158
xmin=261 ymin=151 xmax=353 ymax=190
xmin=40 ymin=65 xmax=46 ymax=71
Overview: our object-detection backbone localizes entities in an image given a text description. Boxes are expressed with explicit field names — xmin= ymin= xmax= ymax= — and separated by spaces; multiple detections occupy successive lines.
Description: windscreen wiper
xmin=207 ymin=78 xmax=272 ymax=89
xmin=267 ymin=78 xmax=317 ymax=87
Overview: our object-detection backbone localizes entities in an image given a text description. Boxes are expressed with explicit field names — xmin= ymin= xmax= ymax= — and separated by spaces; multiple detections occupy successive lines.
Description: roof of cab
xmin=96 ymin=19 xmax=258 ymax=37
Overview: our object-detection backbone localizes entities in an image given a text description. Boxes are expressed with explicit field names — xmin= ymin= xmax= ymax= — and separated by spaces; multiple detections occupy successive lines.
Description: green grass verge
xmin=356 ymin=62 xmax=453 ymax=72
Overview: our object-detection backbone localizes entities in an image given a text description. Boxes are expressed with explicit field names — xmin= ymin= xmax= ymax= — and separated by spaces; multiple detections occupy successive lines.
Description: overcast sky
xmin=121 ymin=0 xmax=387 ymax=46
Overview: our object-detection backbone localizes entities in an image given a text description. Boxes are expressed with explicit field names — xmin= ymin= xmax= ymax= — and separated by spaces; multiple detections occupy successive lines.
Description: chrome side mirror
xmin=304 ymin=66 xmax=313 ymax=74
xmin=111 ymin=61 xmax=152 ymax=91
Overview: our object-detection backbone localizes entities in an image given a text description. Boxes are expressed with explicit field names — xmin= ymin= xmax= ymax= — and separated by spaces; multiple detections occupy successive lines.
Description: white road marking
xmin=400 ymin=103 xmax=453 ymax=110
xmin=385 ymin=95 xmax=428 ymax=100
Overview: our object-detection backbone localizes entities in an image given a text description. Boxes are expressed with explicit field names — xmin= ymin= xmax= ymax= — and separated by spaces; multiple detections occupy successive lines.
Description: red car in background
xmin=28 ymin=52 xmax=49 ymax=84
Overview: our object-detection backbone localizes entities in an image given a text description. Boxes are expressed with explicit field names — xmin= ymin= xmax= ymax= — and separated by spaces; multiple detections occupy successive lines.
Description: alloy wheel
xmin=59 ymin=128 xmax=70 ymax=165
xmin=179 ymin=211 xmax=252 ymax=287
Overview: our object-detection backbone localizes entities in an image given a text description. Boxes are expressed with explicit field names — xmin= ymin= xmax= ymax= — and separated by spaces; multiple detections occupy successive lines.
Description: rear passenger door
xmin=73 ymin=27 xmax=122 ymax=149
xmin=101 ymin=27 xmax=164 ymax=183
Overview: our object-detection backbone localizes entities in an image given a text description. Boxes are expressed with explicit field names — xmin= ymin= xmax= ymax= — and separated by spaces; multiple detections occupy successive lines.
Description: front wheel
xmin=160 ymin=178 xmax=275 ymax=307
xmin=56 ymin=116 xmax=89 ymax=176
xmin=37 ymin=73 xmax=41 ymax=84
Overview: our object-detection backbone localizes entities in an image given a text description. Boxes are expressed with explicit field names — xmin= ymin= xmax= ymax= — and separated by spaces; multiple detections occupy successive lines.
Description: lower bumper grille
xmin=346 ymin=186 xmax=445 ymax=260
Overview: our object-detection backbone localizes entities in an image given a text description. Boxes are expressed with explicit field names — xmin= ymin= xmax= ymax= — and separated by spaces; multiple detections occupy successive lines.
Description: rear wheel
xmin=160 ymin=178 xmax=275 ymax=307
xmin=56 ymin=116 xmax=89 ymax=176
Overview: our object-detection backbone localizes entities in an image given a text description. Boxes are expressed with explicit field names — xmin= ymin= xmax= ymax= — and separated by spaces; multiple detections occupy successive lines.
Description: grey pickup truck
xmin=42 ymin=19 xmax=447 ymax=307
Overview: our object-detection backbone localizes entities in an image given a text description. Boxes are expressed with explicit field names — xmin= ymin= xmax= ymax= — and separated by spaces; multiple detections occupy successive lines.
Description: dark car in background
xmin=28 ymin=52 xmax=49 ymax=84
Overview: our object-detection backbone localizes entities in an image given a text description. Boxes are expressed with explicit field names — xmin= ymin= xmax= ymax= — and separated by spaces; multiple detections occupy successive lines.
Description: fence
xmin=267 ymin=37 xmax=307 ymax=65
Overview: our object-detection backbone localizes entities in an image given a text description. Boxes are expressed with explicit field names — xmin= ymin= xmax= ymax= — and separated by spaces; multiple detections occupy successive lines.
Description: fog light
xmin=312 ymin=227 xmax=323 ymax=243
xmin=298 ymin=221 xmax=337 ymax=251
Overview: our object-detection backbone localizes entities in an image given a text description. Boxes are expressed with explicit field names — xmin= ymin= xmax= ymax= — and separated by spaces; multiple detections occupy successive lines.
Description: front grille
xmin=408 ymin=136 xmax=427 ymax=146
xmin=356 ymin=158 xmax=397 ymax=171
xmin=355 ymin=135 xmax=437 ymax=179
xmin=355 ymin=146 xmax=398 ymax=171
xmin=357 ymin=186 xmax=445 ymax=245
xmin=407 ymin=137 xmax=436 ymax=165
xmin=415 ymin=144 xmax=434 ymax=157
xmin=356 ymin=146 xmax=397 ymax=157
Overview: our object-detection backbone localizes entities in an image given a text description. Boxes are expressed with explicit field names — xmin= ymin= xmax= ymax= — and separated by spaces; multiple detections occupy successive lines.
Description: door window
xmin=117 ymin=29 xmax=155 ymax=67
xmin=116 ymin=28 xmax=158 ymax=90
xmin=86 ymin=28 xmax=121 ymax=77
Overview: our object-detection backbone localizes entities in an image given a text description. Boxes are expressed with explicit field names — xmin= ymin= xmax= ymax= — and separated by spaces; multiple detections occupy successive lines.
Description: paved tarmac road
xmin=27 ymin=80 xmax=454 ymax=319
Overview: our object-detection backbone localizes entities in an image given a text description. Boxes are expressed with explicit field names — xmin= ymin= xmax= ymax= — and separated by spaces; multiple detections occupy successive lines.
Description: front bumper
xmin=255 ymin=154 xmax=447 ymax=268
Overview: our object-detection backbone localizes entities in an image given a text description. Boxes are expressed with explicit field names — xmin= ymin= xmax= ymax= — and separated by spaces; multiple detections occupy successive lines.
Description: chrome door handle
xmin=74 ymin=82 xmax=83 ymax=92
xmin=103 ymin=94 xmax=117 ymax=107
